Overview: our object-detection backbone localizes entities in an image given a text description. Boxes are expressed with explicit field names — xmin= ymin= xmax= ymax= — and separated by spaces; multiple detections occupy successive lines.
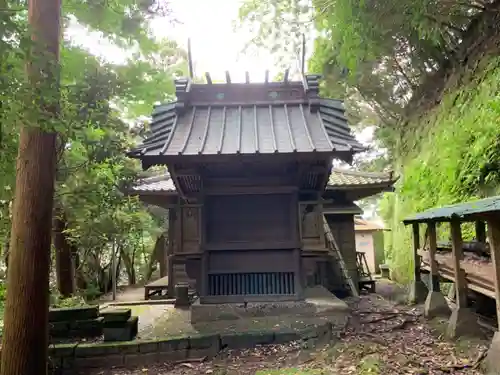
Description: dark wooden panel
xmin=208 ymin=250 xmax=296 ymax=273
xmin=205 ymin=194 xmax=293 ymax=244
xmin=181 ymin=206 xmax=200 ymax=253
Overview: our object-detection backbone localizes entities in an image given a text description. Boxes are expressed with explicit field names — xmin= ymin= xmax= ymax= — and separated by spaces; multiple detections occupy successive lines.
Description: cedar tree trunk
xmin=53 ymin=211 xmax=75 ymax=297
xmin=0 ymin=0 xmax=61 ymax=372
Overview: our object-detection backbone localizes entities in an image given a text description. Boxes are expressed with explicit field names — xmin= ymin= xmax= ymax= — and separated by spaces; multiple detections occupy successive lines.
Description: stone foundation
xmin=191 ymin=286 xmax=349 ymax=324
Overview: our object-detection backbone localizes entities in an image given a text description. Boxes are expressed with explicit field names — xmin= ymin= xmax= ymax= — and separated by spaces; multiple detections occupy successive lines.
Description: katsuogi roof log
xmin=127 ymin=74 xmax=365 ymax=168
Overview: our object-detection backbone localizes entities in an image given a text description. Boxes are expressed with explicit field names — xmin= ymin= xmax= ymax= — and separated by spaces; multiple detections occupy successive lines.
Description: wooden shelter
xmin=403 ymin=196 xmax=500 ymax=371
xmin=129 ymin=168 xmax=396 ymax=300
xmin=127 ymin=72 xmax=393 ymax=304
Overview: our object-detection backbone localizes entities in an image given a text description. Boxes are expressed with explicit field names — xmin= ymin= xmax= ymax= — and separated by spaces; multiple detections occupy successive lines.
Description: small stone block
xmin=124 ymin=352 xmax=158 ymax=366
xmin=100 ymin=308 xmax=132 ymax=323
xmin=174 ymin=284 xmax=190 ymax=307
xmin=424 ymin=291 xmax=451 ymax=319
xmin=75 ymin=342 xmax=120 ymax=357
xmin=50 ymin=321 xmax=70 ymax=333
xmin=187 ymin=347 xmax=218 ymax=360
xmin=138 ymin=341 xmax=159 ymax=353
xmin=189 ymin=334 xmax=220 ymax=350
xmin=49 ymin=343 xmax=77 ymax=357
xmin=103 ymin=316 xmax=138 ymax=342
xmin=221 ymin=332 xmax=274 ymax=349
xmin=157 ymin=337 xmax=190 ymax=352
xmin=446 ymin=307 xmax=481 ymax=339
xmin=408 ymin=280 xmax=428 ymax=304
xmin=70 ymin=317 xmax=104 ymax=330
xmin=485 ymin=331 xmax=500 ymax=374
xmin=74 ymin=354 xmax=124 ymax=368
xmin=157 ymin=349 xmax=189 ymax=362
xmin=61 ymin=357 xmax=75 ymax=369
xmin=273 ymin=330 xmax=300 ymax=344
xmin=49 ymin=306 xmax=99 ymax=322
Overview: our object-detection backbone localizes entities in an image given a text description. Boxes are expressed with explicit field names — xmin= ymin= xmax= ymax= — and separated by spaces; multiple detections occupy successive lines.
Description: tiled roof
xmin=129 ymin=101 xmax=364 ymax=157
xmin=354 ymin=218 xmax=385 ymax=231
xmin=328 ymin=168 xmax=395 ymax=186
xmin=403 ymin=196 xmax=500 ymax=224
xmin=130 ymin=169 xmax=395 ymax=193
xmin=132 ymin=174 xmax=176 ymax=192
xmin=323 ymin=202 xmax=363 ymax=215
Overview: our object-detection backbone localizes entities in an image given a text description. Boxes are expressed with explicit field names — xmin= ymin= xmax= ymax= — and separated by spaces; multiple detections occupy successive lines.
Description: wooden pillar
xmin=450 ymin=220 xmax=467 ymax=308
xmin=167 ymin=207 xmax=176 ymax=297
xmin=487 ymin=218 xmax=500 ymax=328
xmin=409 ymin=222 xmax=427 ymax=304
xmin=413 ymin=223 xmax=422 ymax=282
xmin=476 ymin=220 xmax=486 ymax=243
xmin=427 ymin=222 xmax=439 ymax=292
xmin=446 ymin=219 xmax=480 ymax=338
xmin=424 ymin=222 xmax=450 ymax=318
xmin=199 ymin=197 xmax=208 ymax=302
xmin=485 ymin=217 xmax=500 ymax=373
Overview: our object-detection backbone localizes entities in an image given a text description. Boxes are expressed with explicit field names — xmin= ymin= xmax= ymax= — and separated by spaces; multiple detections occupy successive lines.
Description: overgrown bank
xmin=382 ymin=58 xmax=500 ymax=282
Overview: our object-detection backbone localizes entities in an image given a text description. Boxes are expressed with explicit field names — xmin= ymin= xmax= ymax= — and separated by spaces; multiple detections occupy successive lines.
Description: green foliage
xmin=0 ymin=0 xmax=184 ymax=302
xmin=50 ymin=292 xmax=86 ymax=308
xmin=382 ymin=59 xmax=500 ymax=282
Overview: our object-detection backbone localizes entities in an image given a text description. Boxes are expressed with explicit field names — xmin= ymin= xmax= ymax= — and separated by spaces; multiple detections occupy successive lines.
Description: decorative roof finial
xmin=187 ymin=38 xmax=194 ymax=79
xmin=301 ymin=34 xmax=306 ymax=76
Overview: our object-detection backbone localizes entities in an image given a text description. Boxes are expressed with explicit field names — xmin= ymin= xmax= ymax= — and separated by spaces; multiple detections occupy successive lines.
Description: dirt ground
xmin=80 ymin=285 xmax=491 ymax=375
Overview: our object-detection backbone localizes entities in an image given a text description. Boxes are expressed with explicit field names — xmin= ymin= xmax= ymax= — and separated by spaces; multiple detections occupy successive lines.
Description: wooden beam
xmin=487 ymin=218 xmax=500 ymax=328
xmin=205 ymin=72 xmax=212 ymax=84
xmin=476 ymin=220 xmax=486 ymax=243
xmin=428 ymin=222 xmax=440 ymax=292
xmin=283 ymin=68 xmax=290 ymax=83
xmin=412 ymin=223 xmax=421 ymax=282
xmin=450 ymin=220 xmax=467 ymax=308
xmin=204 ymin=185 xmax=298 ymax=195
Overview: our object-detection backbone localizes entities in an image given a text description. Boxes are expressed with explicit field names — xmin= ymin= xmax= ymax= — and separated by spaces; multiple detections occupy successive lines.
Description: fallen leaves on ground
xmin=80 ymin=295 xmax=490 ymax=375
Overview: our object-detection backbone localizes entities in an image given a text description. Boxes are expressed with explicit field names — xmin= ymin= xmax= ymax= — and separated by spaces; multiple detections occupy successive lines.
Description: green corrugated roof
xmin=403 ymin=196 xmax=500 ymax=224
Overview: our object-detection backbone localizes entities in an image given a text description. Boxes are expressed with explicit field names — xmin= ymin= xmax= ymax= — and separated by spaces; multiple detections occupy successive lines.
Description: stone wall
xmin=47 ymin=321 xmax=339 ymax=373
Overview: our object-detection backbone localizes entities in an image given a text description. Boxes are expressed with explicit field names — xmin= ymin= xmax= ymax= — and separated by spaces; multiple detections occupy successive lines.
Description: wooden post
xmin=413 ymin=223 xmax=422 ymax=282
xmin=111 ymin=240 xmax=117 ymax=301
xmin=409 ymin=222 xmax=427 ymax=304
xmin=428 ymin=222 xmax=439 ymax=292
xmin=476 ymin=220 xmax=486 ymax=243
xmin=424 ymin=222 xmax=450 ymax=318
xmin=167 ymin=208 xmax=176 ymax=297
xmin=446 ymin=219 xmax=480 ymax=338
xmin=450 ymin=220 xmax=466 ymax=308
xmin=487 ymin=218 xmax=500 ymax=328
xmin=484 ymin=218 xmax=500 ymax=375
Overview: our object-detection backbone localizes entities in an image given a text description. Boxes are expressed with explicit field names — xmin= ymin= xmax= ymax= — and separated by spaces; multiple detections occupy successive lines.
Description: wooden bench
xmin=144 ymin=276 xmax=170 ymax=300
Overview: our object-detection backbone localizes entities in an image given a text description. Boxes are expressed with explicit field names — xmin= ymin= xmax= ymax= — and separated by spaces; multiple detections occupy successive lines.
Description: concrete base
xmin=424 ymin=291 xmax=451 ymax=319
xmin=408 ymin=280 xmax=428 ymax=304
xmin=485 ymin=331 xmax=500 ymax=374
xmin=445 ymin=307 xmax=481 ymax=339
xmin=191 ymin=286 xmax=349 ymax=324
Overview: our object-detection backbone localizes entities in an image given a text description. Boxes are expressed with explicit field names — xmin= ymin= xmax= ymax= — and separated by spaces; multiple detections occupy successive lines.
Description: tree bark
xmin=145 ymin=234 xmax=165 ymax=281
xmin=120 ymin=246 xmax=136 ymax=285
xmin=0 ymin=0 xmax=61 ymax=373
xmin=53 ymin=209 xmax=75 ymax=297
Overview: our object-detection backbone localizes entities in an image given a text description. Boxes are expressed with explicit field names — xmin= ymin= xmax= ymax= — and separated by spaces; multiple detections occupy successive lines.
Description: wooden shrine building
xmin=127 ymin=72 xmax=394 ymax=304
